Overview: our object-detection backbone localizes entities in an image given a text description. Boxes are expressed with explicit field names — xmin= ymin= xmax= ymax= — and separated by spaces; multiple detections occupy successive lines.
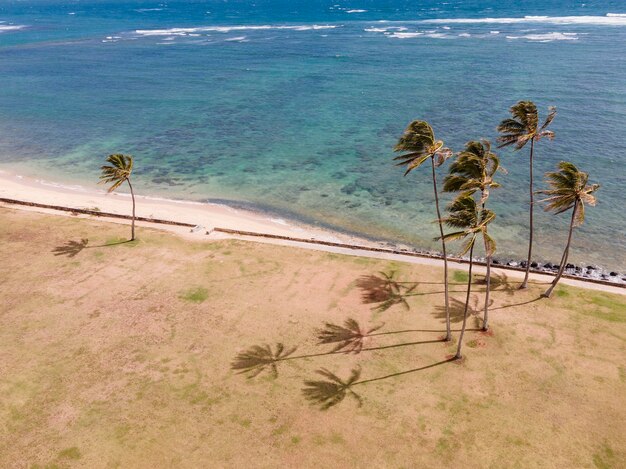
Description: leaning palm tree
xmin=440 ymin=194 xmax=496 ymax=359
xmin=99 ymin=153 xmax=137 ymax=241
xmin=302 ymin=367 xmax=362 ymax=410
xmin=538 ymin=161 xmax=599 ymax=298
xmin=497 ymin=101 xmax=556 ymax=289
xmin=394 ymin=120 xmax=453 ymax=340
xmin=443 ymin=140 xmax=501 ymax=331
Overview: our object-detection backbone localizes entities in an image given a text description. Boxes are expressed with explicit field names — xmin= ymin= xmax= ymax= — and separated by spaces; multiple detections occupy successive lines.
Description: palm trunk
xmin=455 ymin=243 xmax=475 ymax=359
xmin=482 ymin=236 xmax=491 ymax=331
xmin=520 ymin=139 xmax=535 ymax=289
xmin=431 ymin=158 xmax=451 ymax=342
xmin=481 ymin=200 xmax=491 ymax=331
xmin=127 ymin=178 xmax=136 ymax=241
xmin=543 ymin=201 xmax=578 ymax=298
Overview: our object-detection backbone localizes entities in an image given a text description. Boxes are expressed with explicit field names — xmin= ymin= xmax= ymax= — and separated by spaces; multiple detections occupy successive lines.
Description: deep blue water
xmin=1 ymin=1 xmax=625 ymax=270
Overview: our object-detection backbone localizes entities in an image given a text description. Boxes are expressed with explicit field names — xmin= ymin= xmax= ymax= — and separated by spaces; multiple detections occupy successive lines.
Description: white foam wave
xmin=506 ymin=32 xmax=579 ymax=42
xmin=134 ymin=24 xmax=338 ymax=36
xmin=346 ymin=9 xmax=367 ymax=13
xmin=389 ymin=32 xmax=423 ymax=39
xmin=364 ymin=26 xmax=407 ymax=32
xmin=224 ymin=36 xmax=247 ymax=42
xmin=0 ymin=25 xmax=26 ymax=33
xmin=421 ymin=14 xmax=626 ymax=25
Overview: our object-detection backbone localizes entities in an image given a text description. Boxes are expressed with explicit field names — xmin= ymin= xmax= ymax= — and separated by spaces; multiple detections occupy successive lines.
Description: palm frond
xmin=496 ymin=100 xmax=538 ymax=150
xmin=99 ymin=153 xmax=134 ymax=193
xmin=303 ymin=367 xmax=363 ymax=410
xmin=393 ymin=120 xmax=449 ymax=175
xmin=537 ymin=161 xmax=599 ymax=225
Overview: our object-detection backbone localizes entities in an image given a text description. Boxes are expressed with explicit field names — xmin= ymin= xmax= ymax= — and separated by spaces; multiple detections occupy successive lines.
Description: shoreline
xmin=0 ymin=170 xmax=624 ymax=295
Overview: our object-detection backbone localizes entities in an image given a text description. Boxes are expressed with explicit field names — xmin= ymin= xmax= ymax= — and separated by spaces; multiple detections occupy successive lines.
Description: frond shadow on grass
xmin=52 ymin=238 xmax=89 ymax=258
xmin=231 ymin=343 xmax=298 ymax=378
xmin=356 ymin=271 xmax=418 ymax=312
xmin=52 ymin=238 xmax=134 ymax=258
xmin=316 ymin=318 xmax=384 ymax=354
xmin=433 ymin=296 xmax=482 ymax=324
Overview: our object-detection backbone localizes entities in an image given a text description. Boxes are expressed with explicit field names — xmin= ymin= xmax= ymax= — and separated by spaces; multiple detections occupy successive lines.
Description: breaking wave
xmin=134 ymin=24 xmax=339 ymax=36
xmin=420 ymin=14 xmax=626 ymax=26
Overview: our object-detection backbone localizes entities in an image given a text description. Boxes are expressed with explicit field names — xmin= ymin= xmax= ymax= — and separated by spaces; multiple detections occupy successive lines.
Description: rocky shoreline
xmin=377 ymin=242 xmax=626 ymax=287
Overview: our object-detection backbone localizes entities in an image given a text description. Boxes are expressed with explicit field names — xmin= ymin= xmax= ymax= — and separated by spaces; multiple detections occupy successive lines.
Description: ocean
xmin=1 ymin=0 xmax=625 ymax=270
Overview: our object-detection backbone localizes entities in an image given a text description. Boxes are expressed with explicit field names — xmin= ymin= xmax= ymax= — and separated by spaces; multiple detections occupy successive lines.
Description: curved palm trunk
xmin=543 ymin=201 xmax=578 ymax=298
xmin=482 ymin=236 xmax=491 ymax=331
xmin=431 ymin=158 xmax=451 ymax=342
xmin=127 ymin=178 xmax=136 ymax=241
xmin=480 ymin=200 xmax=491 ymax=331
xmin=455 ymin=243 xmax=475 ymax=359
xmin=520 ymin=139 xmax=535 ymax=289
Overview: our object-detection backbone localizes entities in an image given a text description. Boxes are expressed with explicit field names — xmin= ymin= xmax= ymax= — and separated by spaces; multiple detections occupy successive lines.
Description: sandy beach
xmin=0 ymin=169 xmax=353 ymax=242
xmin=1 ymin=169 xmax=623 ymax=296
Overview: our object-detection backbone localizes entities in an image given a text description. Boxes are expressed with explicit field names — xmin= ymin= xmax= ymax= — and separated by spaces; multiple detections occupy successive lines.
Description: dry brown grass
xmin=0 ymin=207 xmax=624 ymax=468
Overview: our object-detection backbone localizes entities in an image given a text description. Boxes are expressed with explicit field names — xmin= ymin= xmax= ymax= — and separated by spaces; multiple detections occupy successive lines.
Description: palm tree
xmin=538 ymin=161 xmax=599 ymax=298
xmin=394 ymin=120 xmax=453 ymax=340
xmin=497 ymin=101 xmax=556 ymax=289
xmin=302 ymin=367 xmax=362 ymax=409
xmin=443 ymin=140 xmax=501 ymax=331
xmin=231 ymin=343 xmax=298 ymax=378
xmin=440 ymin=194 xmax=496 ymax=359
xmin=99 ymin=154 xmax=137 ymax=241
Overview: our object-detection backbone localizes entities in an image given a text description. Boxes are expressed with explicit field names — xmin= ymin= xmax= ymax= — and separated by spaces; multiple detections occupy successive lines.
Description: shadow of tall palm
xmin=52 ymin=237 xmax=135 ymax=258
xmin=303 ymin=367 xmax=363 ymax=410
xmin=231 ymin=343 xmax=297 ymax=378
xmin=316 ymin=318 xmax=384 ymax=354
xmin=356 ymin=271 xmax=418 ymax=312
xmin=52 ymin=238 xmax=89 ymax=258
xmin=478 ymin=271 xmax=517 ymax=296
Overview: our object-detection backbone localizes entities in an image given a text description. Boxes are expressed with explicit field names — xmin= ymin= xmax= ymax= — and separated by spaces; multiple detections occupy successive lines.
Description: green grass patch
xmin=592 ymin=442 xmax=615 ymax=469
xmin=57 ymin=447 xmax=81 ymax=460
xmin=104 ymin=236 xmax=139 ymax=247
xmin=453 ymin=271 xmax=469 ymax=283
xmin=580 ymin=293 xmax=626 ymax=323
xmin=179 ymin=287 xmax=208 ymax=304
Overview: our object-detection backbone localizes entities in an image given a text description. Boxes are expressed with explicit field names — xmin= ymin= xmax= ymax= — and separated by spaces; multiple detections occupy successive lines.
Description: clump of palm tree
xmin=231 ymin=343 xmax=297 ymax=378
xmin=316 ymin=318 xmax=384 ymax=354
xmin=497 ymin=101 xmax=556 ymax=289
xmin=99 ymin=153 xmax=137 ymax=241
xmin=443 ymin=140 xmax=501 ymax=331
xmin=302 ymin=367 xmax=362 ymax=409
xmin=538 ymin=161 xmax=599 ymax=298
xmin=394 ymin=120 xmax=453 ymax=341
xmin=440 ymin=194 xmax=496 ymax=359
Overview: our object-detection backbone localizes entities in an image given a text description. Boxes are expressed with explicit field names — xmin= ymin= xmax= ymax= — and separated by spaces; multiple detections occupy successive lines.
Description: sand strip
xmin=1 ymin=170 xmax=623 ymax=296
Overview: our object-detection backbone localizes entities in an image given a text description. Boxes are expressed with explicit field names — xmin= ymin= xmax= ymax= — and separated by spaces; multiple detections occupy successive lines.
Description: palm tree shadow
xmin=356 ymin=271 xmax=418 ymax=312
xmin=433 ymin=296 xmax=481 ymax=324
xmin=303 ymin=358 xmax=455 ymax=409
xmin=52 ymin=238 xmax=89 ymax=258
xmin=477 ymin=271 xmax=517 ymax=296
xmin=52 ymin=238 xmax=133 ymax=258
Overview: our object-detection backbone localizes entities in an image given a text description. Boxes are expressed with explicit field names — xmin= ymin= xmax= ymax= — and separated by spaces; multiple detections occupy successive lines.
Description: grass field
xmin=0 ymin=207 xmax=625 ymax=468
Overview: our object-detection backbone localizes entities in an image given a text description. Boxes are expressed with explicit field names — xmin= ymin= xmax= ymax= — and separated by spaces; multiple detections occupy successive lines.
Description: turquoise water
xmin=1 ymin=1 xmax=625 ymax=270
